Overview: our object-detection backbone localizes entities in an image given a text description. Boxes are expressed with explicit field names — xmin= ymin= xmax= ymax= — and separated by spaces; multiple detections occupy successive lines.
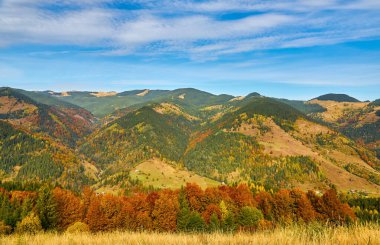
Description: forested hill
xmin=0 ymin=120 xmax=94 ymax=191
xmin=313 ymin=93 xmax=360 ymax=102
xmin=1 ymin=87 xmax=379 ymax=195
xmin=0 ymin=87 xmax=96 ymax=146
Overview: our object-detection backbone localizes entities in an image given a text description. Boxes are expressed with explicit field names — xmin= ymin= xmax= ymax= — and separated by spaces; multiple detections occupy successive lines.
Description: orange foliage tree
xmin=53 ymin=187 xmax=83 ymax=231
xmin=151 ymin=190 xmax=179 ymax=231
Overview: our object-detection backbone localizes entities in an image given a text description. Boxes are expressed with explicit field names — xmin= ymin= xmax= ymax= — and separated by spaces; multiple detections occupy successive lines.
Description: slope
xmin=0 ymin=120 xmax=95 ymax=191
xmin=308 ymin=98 xmax=380 ymax=159
xmin=0 ymin=87 xmax=96 ymax=146
xmin=182 ymin=97 xmax=380 ymax=193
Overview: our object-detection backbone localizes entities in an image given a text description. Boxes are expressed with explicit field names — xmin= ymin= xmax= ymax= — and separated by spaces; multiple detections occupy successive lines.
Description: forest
xmin=0 ymin=182 xmax=370 ymax=235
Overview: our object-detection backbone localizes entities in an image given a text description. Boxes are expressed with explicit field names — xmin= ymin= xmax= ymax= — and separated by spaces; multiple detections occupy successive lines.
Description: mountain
xmin=308 ymin=97 xmax=380 ymax=159
xmin=182 ymin=97 xmax=380 ymax=192
xmin=79 ymin=96 xmax=380 ymax=194
xmin=0 ymin=120 xmax=95 ymax=190
xmin=0 ymin=87 xmax=96 ymax=146
xmin=1 ymin=87 xmax=379 ymax=195
xmin=26 ymin=88 xmax=237 ymax=118
xmin=313 ymin=93 xmax=360 ymax=102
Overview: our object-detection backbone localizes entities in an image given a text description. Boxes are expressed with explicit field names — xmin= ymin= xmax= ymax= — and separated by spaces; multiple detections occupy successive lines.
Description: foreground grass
xmin=1 ymin=223 xmax=379 ymax=245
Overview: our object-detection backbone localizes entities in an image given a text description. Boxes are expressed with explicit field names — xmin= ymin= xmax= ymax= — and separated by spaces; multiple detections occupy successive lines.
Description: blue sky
xmin=0 ymin=0 xmax=380 ymax=100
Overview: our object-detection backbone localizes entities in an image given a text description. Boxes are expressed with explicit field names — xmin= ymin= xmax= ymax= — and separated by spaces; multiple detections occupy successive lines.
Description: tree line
xmin=0 ymin=183 xmax=357 ymax=234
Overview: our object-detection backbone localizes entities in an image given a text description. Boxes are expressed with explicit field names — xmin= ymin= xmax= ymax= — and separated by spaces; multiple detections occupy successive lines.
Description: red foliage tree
xmin=290 ymin=189 xmax=316 ymax=222
xmin=272 ymin=189 xmax=294 ymax=223
xmin=185 ymin=183 xmax=206 ymax=212
xmin=255 ymin=191 xmax=273 ymax=219
xmin=321 ymin=189 xmax=355 ymax=224
xmin=151 ymin=190 xmax=179 ymax=231
xmin=228 ymin=184 xmax=256 ymax=208
xmin=202 ymin=204 xmax=222 ymax=224
xmin=53 ymin=187 xmax=83 ymax=231
xmin=125 ymin=193 xmax=153 ymax=231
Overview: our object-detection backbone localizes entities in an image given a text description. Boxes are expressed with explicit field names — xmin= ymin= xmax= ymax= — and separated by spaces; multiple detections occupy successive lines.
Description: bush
xmin=186 ymin=212 xmax=206 ymax=232
xmin=16 ymin=212 xmax=43 ymax=234
xmin=66 ymin=222 xmax=90 ymax=233
xmin=238 ymin=206 xmax=264 ymax=229
xmin=0 ymin=221 xmax=12 ymax=235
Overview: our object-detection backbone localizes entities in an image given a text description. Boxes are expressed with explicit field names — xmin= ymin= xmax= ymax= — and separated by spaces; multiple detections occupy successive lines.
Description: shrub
xmin=0 ymin=221 xmax=12 ymax=235
xmin=66 ymin=222 xmax=90 ymax=233
xmin=16 ymin=212 xmax=43 ymax=234
xmin=238 ymin=206 xmax=264 ymax=229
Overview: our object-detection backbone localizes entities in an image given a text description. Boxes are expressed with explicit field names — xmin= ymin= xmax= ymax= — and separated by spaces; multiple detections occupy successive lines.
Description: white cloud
xmin=0 ymin=0 xmax=379 ymax=59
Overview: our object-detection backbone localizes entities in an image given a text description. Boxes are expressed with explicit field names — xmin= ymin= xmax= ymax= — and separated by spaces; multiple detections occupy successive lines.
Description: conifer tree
xmin=177 ymin=189 xmax=191 ymax=232
xmin=36 ymin=185 xmax=57 ymax=230
xmin=208 ymin=213 xmax=220 ymax=232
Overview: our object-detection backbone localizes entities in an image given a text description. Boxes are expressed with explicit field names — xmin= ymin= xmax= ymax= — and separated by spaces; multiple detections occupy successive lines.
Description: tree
xmin=20 ymin=197 xmax=34 ymax=220
xmin=36 ymin=185 xmax=57 ymax=230
xmin=208 ymin=213 xmax=220 ymax=232
xmin=321 ymin=189 xmax=356 ymax=224
xmin=202 ymin=204 xmax=221 ymax=224
xmin=290 ymin=189 xmax=316 ymax=223
xmin=222 ymin=211 xmax=236 ymax=233
xmin=177 ymin=189 xmax=191 ymax=232
xmin=272 ymin=189 xmax=293 ymax=224
xmin=125 ymin=193 xmax=152 ymax=231
xmin=152 ymin=190 xmax=179 ymax=232
xmin=231 ymin=184 xmax=256 ymax=208
xmin=53 ymin=187 xmax=83 ymax=231
xmin=185 ymin=183 xmax=206 ymax=213
xmin=81 ymin=186 xmax=93 ymax=220
xmin=16 ymin=212 xmax=42 ymax=234
xmin=255 ymin=191 xmax=273 ymax=220
xmin=237 ymin=206 xmax=263 ymax=231
xmin=187 ymin=212 xmax=206 ymax=232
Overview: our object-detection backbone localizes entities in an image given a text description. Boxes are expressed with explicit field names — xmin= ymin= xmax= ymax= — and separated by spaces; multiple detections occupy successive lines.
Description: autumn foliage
xmin=0 ymin=183 xmax=356 ymax=233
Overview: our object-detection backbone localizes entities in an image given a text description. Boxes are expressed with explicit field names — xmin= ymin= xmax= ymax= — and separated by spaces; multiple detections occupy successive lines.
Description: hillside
xmin=0 ymin=87 xmax=96 ymax=146
xmin=1 ymin=87 xmax=379 ymax=195
xmin=182 ymin=97 xmax=380 ymax=193
xmin=79 ymin=105 xmax=197 ymax=174
xmin=0 ymin=120 xmax=95 ymax=190
xmin=308 ymin=99 xmax=380 ymax=159
xmin=79 ymin=96 xmax=380 ymax=194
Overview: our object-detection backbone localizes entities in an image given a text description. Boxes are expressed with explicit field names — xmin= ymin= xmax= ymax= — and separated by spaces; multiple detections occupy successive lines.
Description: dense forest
xmin=0 ymin=183 xmax=360 ymax=234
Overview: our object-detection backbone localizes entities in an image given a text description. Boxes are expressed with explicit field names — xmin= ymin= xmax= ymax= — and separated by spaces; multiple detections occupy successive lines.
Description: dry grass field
xmin=130 ymin=158 xmax=220 ymax=189
xmin=1 ymin=224 xmax=379 ymax=245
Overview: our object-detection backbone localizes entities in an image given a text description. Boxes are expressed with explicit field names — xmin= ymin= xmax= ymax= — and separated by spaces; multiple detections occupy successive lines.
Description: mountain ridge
xmin=1 ymin=87 xmax=379 ymax=195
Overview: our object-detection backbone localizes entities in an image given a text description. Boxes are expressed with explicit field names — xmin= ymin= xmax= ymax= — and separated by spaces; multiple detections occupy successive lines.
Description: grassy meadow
xmin=1 ymin=223 xmax=379 ymax=245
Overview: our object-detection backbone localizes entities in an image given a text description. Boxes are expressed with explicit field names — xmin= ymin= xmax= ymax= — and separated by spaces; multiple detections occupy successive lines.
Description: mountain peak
xmin=313 ymin=93 xmax=360 ymax=102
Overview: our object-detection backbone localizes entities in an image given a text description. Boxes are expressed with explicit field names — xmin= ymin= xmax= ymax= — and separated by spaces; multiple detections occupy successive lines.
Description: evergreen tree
xmin=222 ymin=212 xmax=236 ymax=233
xmin=177 ymin=189 xmax=191 ymax=232
xmin=36 ymin=185 xmax=57 ymax=230
xmin=187 ymin=212 xmax=206 ymax=232
xmin=21 ymin=197 xmax=33 ymax=220
xmin=238 ymin=206 xmax=263 ymax=228
xmin=208 ymin=213 xmax=220 ymax=232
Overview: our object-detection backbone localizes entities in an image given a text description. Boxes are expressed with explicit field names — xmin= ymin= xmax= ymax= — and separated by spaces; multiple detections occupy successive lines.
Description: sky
xmin=0 ymin=0 xmax=380 ymax=100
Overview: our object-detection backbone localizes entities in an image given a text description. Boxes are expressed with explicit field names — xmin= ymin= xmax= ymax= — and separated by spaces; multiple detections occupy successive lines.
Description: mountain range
xmin=0 ymin=87 xmax=379 ymax=195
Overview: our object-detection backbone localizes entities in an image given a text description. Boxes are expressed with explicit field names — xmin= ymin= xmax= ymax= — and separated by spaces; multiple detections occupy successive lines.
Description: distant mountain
xmin=0 ymin=87 xmax=96 ymax=146
xmin=313 ymin=93 xmax=360 ymax=102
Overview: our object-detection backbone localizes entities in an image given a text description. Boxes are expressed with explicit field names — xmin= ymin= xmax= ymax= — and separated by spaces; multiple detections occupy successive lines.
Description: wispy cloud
xmin=1 ymin=0 xmax=379 ymax=60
